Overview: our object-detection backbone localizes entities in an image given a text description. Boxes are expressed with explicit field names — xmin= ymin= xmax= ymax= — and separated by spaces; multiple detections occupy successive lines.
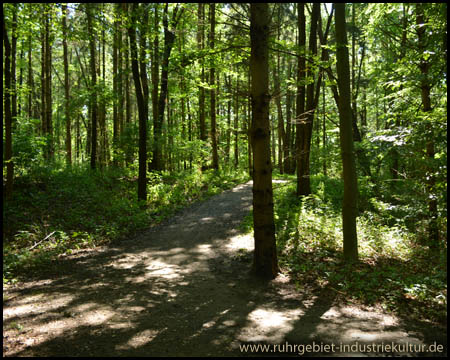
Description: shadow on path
xmin=3 ymin=182 xmax=447 ymax=357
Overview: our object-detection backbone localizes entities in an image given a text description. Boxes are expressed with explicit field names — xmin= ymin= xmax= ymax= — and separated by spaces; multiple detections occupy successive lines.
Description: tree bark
xmin=87 ymin=4 xmax=97 ymax=170
xmin=335 ymin=3 xmax=358 ymax=262
xmin=152 ymin=4 xmax=182 ymax=171
xmin=45 ymin=4 xmax=53 ymax=160
xmin=3 ymin=12 xmax=14 ymax=198
xmin=62 ymin=4 xmax=71 ymax=165
xmin=197 ymin=3 xmax=207 ymax=169
xmin=296 ymin=3 xmax=306 ymax=196
xmin=297 ymin=3 xmax=320 ymax=196
xmin=250 ymin=3 xmax=279 ymax=279
xmin=129 ymin=3 xmax=149 ymax=201
xmin=209 ymin=3 xmax=219 ymax=171
xmin=416 ymin=3 xmax=439 ymax=248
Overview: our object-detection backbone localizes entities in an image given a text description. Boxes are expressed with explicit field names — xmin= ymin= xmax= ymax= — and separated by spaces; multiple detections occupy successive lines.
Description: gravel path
xmin=3 ymin=181 xmax=447 ymax=357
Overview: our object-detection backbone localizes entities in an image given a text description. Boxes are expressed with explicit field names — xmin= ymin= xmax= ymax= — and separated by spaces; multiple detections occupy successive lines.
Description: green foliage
xmin=3 ymin=165 xmax=249 ymax=284
xmin=240 ymin=173 xmax=446 ymax=324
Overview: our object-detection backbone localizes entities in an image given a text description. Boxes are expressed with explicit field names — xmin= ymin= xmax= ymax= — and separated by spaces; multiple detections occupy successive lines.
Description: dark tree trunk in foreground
xmin=250 ymin=3 xmax=279 ymax=279
xmin=335 ymin=3 xmax=358 ymax=262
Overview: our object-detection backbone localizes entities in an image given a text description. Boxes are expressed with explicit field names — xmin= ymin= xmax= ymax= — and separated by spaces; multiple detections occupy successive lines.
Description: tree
xmin=86 ymin=3 xmax=97 ymax=170
xmin=295 ymin=3 xmax=306 ymax=197
xmin=297 ymin=3 xmax=320 ymax=196
xmin=128 ymin=3 xmax=149 ymax=202
xmin=250 ymin=3 xmax=279 ymax=279
xmin=151 ymin=4 xmax=183 ymax=171
xmin=334 ymin=3 xmax=358 ymax=262
xmin=3 ymin=10 xmax=14 ymax=198
xmin=209 ymin=3 xmax=219 ymax=171
xmin=62 ymin=3 xmax=71 ymax=165
xmin=197 ymin=3 xmax=207 ymax=169
xmin=416 ymin=3 xmax=438 ymax=248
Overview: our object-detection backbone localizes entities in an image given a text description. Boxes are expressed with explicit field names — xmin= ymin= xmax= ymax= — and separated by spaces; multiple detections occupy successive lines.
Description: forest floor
xmin=3 ymin=181 xmax=447 ymax=357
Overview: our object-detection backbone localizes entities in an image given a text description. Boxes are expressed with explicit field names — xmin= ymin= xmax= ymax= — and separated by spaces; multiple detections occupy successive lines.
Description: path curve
xmin=3 ymin=181 xmax=446 ymax=357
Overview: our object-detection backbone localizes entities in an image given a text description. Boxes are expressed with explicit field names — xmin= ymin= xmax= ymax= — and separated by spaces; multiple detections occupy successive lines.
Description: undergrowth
xmin=3 ymin=164 xmax=249 ymax=284
xmin=242 ymin=172 xmax=447 ymax=325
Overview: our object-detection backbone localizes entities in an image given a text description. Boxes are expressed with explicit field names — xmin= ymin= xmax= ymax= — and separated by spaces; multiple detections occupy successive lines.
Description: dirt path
xmin=3 ymin=181 xmax=447 ymax=357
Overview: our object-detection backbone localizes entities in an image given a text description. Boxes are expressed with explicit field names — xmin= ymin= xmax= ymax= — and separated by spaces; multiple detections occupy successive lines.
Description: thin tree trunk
xmin=416 ymin=3 xmax=439 ymax=248
xmin=129 ymin=3 xmax=149 ymax=201
xmin=11 ymin=5 xmax=17 ymax=127
xmin=225 ymin=75 xmax=232 ymax=166
xmin=62 ymin=4 xmax=71 ymax=165
xmin=45 ymin=4 xmax=53 ymax=160
xmin=152 ymin=4 xmax=182 ymax=171
xmin=296 ymin=3 xmax=306 ymax=196
xmin=209 ymin=3 xmax=219 ymax=171
xmin=112 ymin=4 xmax=119 ymax=165
xmin=234 ymin=76 xmax=239 ymax=169
xmin=197 ymin=3 xmax=207 ymax=169
xmin=87 ymin=4 xmax=97 ymax=170
xmin=27 ymin=3 xmax=33 ymax=121
xmin=3 ymin=13 xmax=14 ymax=198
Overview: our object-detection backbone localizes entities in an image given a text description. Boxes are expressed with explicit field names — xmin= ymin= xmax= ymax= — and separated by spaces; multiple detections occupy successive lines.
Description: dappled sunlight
xmin=3 ymin=293 xmax=75 ymax=319
xmin=357 ymin=219 xmax=414 ymax=260
xmin=225 ymin=232 xmax=254 ymax=252
xmin=311 ymin=304 xmax=424 ymax=346
xmin=238 ymin=307 xmax=304 ymax=343
xmin=116 ymin=329 xmax=161 ymax=350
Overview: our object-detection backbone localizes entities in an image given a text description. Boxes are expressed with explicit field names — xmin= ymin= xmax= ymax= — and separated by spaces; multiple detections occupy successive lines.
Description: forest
xmin=3 ymin=3 xmax=447 ymax=357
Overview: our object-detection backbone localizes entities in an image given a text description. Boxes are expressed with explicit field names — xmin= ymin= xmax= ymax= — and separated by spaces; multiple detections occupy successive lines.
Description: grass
xmin=242 ymin=172 xmax=447 ymax=325
xmin=3 ymin=164 xmax=249 ymax=284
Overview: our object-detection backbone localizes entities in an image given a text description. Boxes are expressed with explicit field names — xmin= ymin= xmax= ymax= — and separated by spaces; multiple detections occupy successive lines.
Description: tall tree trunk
xmin=45 ymin=4 xmax=53 ymax=160
xmin=247 ymin=72 xmax=253 ymax=177
xmin=87 ymin=4 xmax=97 ymax=170
xmin=62 ymin=4 xmax=71 ymax=165
xmin=274 ymin=6 xmax=285 ymax=174
xmin=225 ymin=75 xmax=232 ymax=166
xmin=284 ymin=60 xmax=293 ymax=174
xmin=197 ymin=3 xmax=207 ymax=169
xmin=112 ymin=4 xmax=119 ymax=165
xmin=209 ymin=3 xmax=219 ymax=171
xmin=322 ymin=79 xmax=327 ymax=176
xmin=124 ymin=5 xmax=131 ymax=128
xmin=296 ymin=3 xmax=306 ymax=196
xmin=3 ymin=13 xmax=14 ymax=198
xmin=40 ymin=7 xmax=46 ymax=138
xmin=152 ymin=4 xmax=183 ymax=171
xmin=129 ymin=3 xmax=149 ymax=201
xmin=250 ymin=3 xmax=279 ymax=279
xmin=334 ymin=3 xmax=358 ymax=263
xmin=27 ymin=3 xmax=33 ymax=121
xmin=151 ymin=3 xmax=160 ymax=171
xmin=234 ymin=75 xmax=239 ymax=169
xmin=297 ymin=3 xmax=320 ymax=196
xmin=11 ymin=5 xmax=17 ymax=128
xmin=416 ymin=3 xmax=439 ymax=248
xmin=118 ymin=4 xmax=124 ymax=141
